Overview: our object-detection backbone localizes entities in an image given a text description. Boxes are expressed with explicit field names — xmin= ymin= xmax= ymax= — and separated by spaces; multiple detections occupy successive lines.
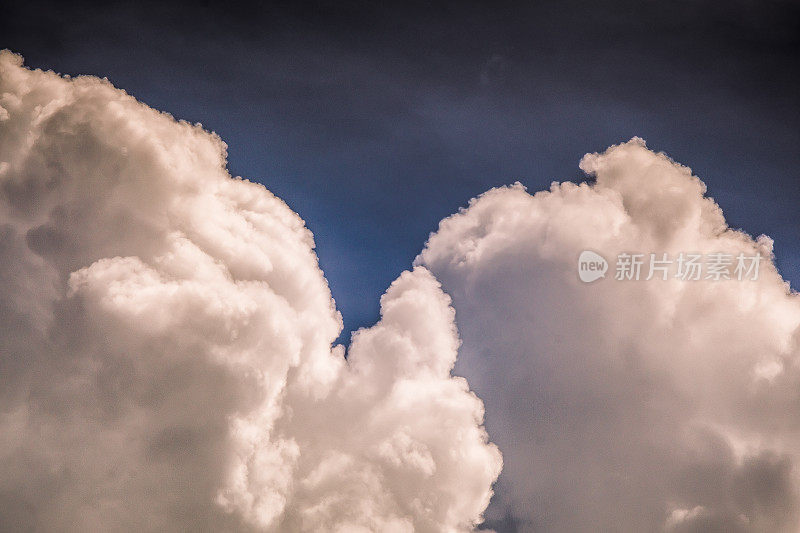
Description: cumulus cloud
xmin=418 ymin=138 xmax=800 ymax=532
xmin=0 ymin=51 xmax=501 ymax=532
xmin=4 ymin=47 xmax=800 ymax=533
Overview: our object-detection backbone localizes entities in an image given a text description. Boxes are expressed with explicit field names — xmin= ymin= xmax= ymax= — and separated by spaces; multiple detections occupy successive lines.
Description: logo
xmin=576 ymin=251 xmax=762 ymax=283
xmin=578 ymin=250 xmax=608 ymax=283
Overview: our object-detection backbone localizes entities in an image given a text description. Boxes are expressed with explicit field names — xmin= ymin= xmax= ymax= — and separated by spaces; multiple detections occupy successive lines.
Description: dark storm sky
xmin=4 ymin=0 xmax=799 ymax=341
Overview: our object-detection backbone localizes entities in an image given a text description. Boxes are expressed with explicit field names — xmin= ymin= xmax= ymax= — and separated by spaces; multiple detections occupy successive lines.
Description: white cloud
xmin=4 ymin=48 xmax=799 ymax=533
xmin=418 ymin=138 xmax=800 ymax=532
xmin=0 ymin=51 xmax=500 ymax=532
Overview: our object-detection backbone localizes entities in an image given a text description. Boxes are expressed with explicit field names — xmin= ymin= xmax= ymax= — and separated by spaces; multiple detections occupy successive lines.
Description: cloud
xmin=418 ymin=138 xmax=800 ymax=532
xmin=3 ymin=47 xmax=799 ymax=533
xmin=0 ymin=51 xmax=500 ymax=532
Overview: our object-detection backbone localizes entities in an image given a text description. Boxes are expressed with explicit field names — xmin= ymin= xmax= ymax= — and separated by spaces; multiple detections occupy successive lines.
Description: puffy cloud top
xmin=0 ymin=51 xmax=500 ymax=532
xmin=419 ymin=139 xmax=800 ymax=532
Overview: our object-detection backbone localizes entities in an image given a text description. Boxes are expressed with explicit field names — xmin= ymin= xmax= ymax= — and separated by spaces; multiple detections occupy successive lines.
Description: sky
xmin=4 ymin=0 xmax=799 ymax=340
xmin=3 ymin=2 xmax=800 ymax=532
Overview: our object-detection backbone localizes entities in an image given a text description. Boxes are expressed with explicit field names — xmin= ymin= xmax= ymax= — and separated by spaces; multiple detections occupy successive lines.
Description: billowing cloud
xmin=4 ymin=47 xmax=800 ymax=533
xmin=0 ymin=51 xmax=501 ymax=532
xmin=418 ymin=138 xmax=800 ymax=532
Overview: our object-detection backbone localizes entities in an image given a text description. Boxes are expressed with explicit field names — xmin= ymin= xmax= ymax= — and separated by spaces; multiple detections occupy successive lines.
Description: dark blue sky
xmin=5 ymin=0 xmax=799 ymax=341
